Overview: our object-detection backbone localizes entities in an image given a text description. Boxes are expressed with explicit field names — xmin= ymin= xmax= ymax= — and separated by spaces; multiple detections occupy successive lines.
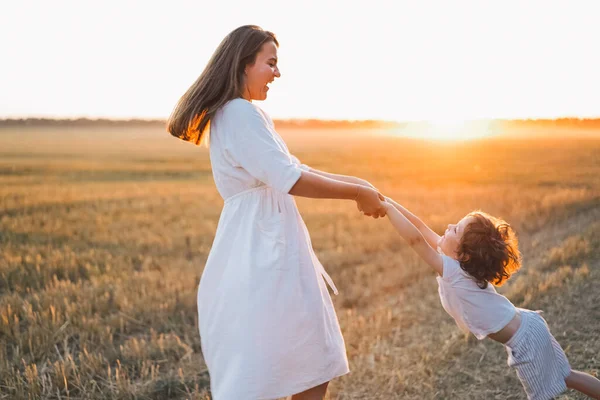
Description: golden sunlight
xmin=400 ymin=119 xmax=494 ymax=141
xmin=427 ymin=118 xmax=467 ymax=139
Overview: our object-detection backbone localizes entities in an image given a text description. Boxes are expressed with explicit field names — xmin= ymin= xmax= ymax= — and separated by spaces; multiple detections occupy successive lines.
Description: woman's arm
xmin=384 ymin=202 xmax=443 ymax=275
xmin=306 ymin=167 xmax=377 ymax=190
xmin=385 ymin=197 xmax=441 ymax=250
xmin=289 ymin=171 xmax=386 ymax=218
xmin=303 ymin=167 xmax=383 ymax=215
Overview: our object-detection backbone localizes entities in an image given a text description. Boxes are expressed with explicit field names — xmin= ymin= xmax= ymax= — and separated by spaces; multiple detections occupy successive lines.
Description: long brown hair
xmin=457 ymin=211 xmax=521 ymax=289
xmin=167 ymin=25 xmax=278 ymax=145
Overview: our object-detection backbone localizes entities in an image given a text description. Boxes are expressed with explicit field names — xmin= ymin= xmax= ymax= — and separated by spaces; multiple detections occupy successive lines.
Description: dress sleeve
xmin=290 ymin=154 xmax=311 ymax=172
xmin=223 ymin=100 xmax=304 ymax=194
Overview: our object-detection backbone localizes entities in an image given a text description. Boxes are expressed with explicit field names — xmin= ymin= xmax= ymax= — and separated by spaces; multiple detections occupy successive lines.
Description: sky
xmin=2 ymin=0 xmax=599 ymax=122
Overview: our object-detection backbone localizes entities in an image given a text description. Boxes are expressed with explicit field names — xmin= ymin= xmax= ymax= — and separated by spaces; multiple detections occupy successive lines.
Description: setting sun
xmin=398 ymin=119 xmax=494 ymax=141
xmin=427 ymin=118 xmax=468 ymax=140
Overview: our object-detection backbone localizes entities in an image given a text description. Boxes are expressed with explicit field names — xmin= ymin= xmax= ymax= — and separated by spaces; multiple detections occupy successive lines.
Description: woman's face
xmin=243 ymin=41 xmax=281 ymax=101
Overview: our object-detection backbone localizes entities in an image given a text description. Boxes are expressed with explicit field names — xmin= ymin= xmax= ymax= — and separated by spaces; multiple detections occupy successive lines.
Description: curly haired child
xmin=383 ymin=197 xmax=600 ymax=400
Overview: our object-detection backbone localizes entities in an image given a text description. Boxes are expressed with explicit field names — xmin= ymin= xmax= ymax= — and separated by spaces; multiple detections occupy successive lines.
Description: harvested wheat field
xmin=1 ymin=125 xmax=599 ymax=399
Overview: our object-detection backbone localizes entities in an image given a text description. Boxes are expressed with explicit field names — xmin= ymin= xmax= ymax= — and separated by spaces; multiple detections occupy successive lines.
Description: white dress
xmin=197 ymin=98 xmax=349 ymax=400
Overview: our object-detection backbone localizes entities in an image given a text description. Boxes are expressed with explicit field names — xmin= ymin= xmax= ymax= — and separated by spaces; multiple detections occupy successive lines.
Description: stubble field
xmin=1 ymin=125 xmax=599 ymax=399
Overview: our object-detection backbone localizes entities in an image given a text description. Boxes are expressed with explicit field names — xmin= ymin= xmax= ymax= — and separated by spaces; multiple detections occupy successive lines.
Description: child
xmin=383 ymin=197 xmax=600 ymax=400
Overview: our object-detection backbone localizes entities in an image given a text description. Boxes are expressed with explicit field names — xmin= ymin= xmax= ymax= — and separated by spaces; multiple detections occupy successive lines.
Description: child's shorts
xmin=505 ymin=308 xmax=571 ymax=400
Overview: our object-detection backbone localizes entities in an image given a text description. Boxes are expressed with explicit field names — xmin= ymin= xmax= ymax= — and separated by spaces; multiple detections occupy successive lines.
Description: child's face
xmin=437 ymin=215 xmax=474 ymax=258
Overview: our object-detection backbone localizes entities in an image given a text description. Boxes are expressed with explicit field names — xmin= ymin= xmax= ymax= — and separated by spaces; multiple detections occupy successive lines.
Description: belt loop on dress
xmin=311 ymin=252 xmax=339 ymax=295
xmin=318 ymin=265 xmax=339 ymax=295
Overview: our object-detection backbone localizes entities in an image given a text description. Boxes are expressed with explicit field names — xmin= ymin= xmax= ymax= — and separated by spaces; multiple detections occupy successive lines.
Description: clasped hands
xmin=355 ymin=183 xmax=388 ymax=219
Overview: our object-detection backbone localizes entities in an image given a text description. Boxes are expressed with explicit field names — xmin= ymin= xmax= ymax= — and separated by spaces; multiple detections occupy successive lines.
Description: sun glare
xmin=428 ymin=118 xmax=467 ymax=139
xmin=398 ymin=119 xmax=494 ymax=141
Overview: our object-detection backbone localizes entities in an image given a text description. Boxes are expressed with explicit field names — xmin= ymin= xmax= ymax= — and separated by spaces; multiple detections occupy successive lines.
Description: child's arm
xmin=384 ymin=202 xmax=443 ymax=275
xmin=384 ymin=197 xmax=441 ymax=251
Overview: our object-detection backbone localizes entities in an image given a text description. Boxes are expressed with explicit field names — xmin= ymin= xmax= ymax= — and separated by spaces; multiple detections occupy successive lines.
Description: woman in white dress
xmin=167 ymin=25 xmax=386 ymax=400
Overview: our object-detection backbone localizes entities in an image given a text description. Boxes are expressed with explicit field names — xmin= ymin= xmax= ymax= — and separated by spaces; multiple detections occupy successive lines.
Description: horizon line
xmin=2 ymin=115 xmax=600 ymax=124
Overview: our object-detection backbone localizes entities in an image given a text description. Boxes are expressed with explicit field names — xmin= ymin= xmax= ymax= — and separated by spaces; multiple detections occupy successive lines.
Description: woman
xmin=168 ymin=25 xmax=386 ymax=400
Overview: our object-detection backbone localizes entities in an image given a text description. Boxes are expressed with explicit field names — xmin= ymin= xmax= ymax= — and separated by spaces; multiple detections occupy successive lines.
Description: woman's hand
xmin=355 ymin=186 xmax=387 ymax=218
xmin=352 ymin=178 xmax=380 ymax=213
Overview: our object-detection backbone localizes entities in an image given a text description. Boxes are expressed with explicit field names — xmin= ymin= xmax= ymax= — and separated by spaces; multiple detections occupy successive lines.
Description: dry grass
xmin=1 ymin=126 xmax=599 ymax=399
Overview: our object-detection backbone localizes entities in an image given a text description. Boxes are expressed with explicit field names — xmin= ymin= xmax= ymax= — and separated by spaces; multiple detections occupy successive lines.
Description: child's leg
xmin=566 ymin=370 xmax=600 ymax=399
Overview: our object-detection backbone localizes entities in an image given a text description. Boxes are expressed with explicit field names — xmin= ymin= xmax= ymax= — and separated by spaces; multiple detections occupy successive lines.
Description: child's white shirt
xmin=436 ymin=254 xmax=516 ymax=339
